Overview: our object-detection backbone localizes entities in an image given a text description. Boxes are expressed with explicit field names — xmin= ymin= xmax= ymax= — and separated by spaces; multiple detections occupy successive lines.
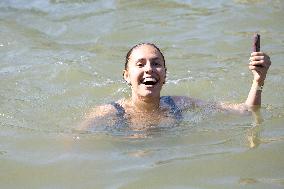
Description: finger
xmin=249 ymin=65 xmax=267 ymax=74
xmin=249 ymin=60 xmax=269 ymax=68
xmin=249 ymin=65 xmax=258 ymax=70
xmin=250 ymin=59 xmax=271 ymax=68
xmin=264 ymin=56 xmax=272 ymax=67
xmin=253 ymin=66 xmax=266 ymax=74
xmin=249 ymin=56 xmax=265 ymax=61
xmin=251 ymin=52 xmax=265 ymax=56
xmin=250 ymin=53 xmax=271 ymax=63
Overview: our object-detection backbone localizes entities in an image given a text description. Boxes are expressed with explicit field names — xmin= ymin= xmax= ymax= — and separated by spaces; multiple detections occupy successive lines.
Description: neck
xmin=131 ymin=94 xmax=160 ymax=112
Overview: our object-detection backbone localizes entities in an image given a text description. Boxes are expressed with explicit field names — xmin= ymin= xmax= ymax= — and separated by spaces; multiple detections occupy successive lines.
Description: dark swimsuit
xmin=110 ymin=96 xmax=182 ymax=127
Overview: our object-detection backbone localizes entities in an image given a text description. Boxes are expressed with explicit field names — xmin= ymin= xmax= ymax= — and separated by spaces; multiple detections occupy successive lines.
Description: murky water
xmin=1 ymin=0 xmax=284 ymax=188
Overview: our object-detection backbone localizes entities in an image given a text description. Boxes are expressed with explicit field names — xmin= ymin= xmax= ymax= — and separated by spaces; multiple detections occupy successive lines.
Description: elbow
xmin=245 ymin=103 xmax=261 ymax=112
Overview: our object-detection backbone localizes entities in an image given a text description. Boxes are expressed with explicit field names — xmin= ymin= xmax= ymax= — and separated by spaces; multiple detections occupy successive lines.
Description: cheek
xmin=129 ymin=68 xmax=142 ymax=81
xmin=158 ymin=68 xmax=166 ymax=78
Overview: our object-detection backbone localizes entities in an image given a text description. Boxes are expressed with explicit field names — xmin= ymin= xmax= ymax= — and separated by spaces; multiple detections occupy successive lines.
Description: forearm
xmin=246 ymin=51 xmax=271 ymax=108
xmin=214 ymin=51 xmax=270 ymax=114
xmin=216 ymin=80 xmax=264 ymax=114
xmin=245 ymin=80 xmax=264 ymax=108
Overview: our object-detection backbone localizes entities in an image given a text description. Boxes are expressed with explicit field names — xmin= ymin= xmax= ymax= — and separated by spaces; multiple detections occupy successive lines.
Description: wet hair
xmin=124 ymin=43 xmax=166 ymax=70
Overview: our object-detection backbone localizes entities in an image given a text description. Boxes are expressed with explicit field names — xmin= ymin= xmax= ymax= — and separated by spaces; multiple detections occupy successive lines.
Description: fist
xmin=249 ymin=52 xmax=271 ymax=85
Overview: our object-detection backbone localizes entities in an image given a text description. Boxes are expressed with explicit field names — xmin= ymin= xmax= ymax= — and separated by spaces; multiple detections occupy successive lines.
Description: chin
xmin=139 ymin=90 xmax=160 ymax=99
xmin=136 ymin=84 xmax=163 ymax=98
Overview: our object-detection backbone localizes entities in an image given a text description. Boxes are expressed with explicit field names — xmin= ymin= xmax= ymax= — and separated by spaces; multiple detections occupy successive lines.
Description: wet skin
xmin=79 ymin=44 xmax=271 ymax=131
xmin=123 ymin=45 xmax=166 ymax=107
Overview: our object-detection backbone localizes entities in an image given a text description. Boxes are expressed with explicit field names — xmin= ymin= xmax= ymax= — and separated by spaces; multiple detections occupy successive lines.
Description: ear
xmin=123 ymin=69 xmax=131 ymax=84
xmin=163 ymin=67 xmax=167 ymax=84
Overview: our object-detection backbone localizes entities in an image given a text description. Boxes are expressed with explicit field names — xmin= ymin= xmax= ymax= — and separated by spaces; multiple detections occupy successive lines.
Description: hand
xmin=249 ymin=52 xmax=271 ymax=85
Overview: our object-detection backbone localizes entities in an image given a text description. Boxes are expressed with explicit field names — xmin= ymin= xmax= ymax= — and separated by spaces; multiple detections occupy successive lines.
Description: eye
xmin=136 ymin=63 xmax=144 ymax=67
xmin=136 ymin=58 xmax=146 ymax=67
xmin=153 ymin=61 xmax=161 ymax=67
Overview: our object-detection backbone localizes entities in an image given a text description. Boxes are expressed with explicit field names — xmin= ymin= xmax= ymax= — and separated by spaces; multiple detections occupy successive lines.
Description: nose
xmin=144 ymin=61 xmax=153 ymax=73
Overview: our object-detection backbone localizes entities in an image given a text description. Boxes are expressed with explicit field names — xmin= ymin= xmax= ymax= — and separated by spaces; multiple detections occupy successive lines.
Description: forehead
xmin=129 ymin=45 xmax=163 ymax=62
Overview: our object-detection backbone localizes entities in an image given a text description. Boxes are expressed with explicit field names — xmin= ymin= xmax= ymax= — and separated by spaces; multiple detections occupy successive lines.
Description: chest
xmin=123 ymin=108 xmax=179 ymax=130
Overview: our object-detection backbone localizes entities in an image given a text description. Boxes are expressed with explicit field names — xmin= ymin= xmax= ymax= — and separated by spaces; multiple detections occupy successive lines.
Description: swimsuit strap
xmin=110 ymin=96 xmax=182 ymax=126
xmin=110 ymin=102 xmax=128 ymax=128
xmin=110 ymin=102 xmax=126 ymax=117
xmin=161 ymin=96 xmax=183 ymax=120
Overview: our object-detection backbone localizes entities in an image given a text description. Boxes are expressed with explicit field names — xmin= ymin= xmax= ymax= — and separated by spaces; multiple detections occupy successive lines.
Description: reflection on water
xmin=1 ymin=0 xmax=284 ymax=188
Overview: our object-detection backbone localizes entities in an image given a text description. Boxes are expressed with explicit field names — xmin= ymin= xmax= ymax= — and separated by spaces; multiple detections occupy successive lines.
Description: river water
xmin=1 ymin=0 xmax=284 ymax=188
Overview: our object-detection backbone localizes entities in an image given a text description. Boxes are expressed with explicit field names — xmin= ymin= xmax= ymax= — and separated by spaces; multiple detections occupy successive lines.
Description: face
xmin=123 ymin=44 xmax=166 ymax=98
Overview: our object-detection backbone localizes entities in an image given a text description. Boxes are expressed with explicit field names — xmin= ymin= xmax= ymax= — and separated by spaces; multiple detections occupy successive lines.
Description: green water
xmin=1 ymin=0 xmax=284 ymax=188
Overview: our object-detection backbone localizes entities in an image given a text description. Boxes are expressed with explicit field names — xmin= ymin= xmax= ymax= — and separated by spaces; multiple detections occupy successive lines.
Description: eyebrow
xmin=135 ymin=57 xmax=161 ymax=63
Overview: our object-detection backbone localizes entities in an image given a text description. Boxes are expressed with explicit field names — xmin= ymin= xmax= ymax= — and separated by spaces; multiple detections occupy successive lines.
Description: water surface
xmin=1 ymin=0 xmax=284 ymax=188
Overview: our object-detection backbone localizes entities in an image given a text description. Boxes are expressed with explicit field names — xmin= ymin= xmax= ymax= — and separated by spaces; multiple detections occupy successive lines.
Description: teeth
xmin=143 ymin=78 xmax=157 ymax=83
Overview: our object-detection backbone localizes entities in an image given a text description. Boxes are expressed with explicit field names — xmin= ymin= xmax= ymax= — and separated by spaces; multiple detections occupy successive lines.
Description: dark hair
xmin=124 ymin=43 xmax=166 ymax=70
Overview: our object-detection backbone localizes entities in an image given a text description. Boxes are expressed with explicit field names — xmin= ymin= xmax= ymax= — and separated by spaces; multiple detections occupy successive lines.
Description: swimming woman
xmin=80 ymin=43 xmax=271 ymax=130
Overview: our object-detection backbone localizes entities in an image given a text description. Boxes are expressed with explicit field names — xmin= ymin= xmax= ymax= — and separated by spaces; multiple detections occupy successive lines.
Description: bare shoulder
xmin=85 ymin=104 xmax=116 ymax=119
xmin=78 ymin=103 xmax=118 ymax=130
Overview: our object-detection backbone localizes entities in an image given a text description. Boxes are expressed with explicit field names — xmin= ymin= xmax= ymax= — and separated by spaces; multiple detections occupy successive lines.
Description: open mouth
xmin=140 ymin=77 xmax=159 ymax=86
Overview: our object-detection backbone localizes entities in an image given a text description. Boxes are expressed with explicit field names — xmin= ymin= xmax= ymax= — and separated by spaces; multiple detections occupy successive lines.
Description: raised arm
xmin=213 ymin=52 xmax=271 ymax=114
xmin=177 ymin=51 xmax=271 ymax=114
xmin=245 ymin=52 xmax=271 ymax=108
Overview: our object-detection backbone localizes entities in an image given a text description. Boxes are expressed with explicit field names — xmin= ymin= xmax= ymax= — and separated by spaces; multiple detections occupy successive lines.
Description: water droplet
xmin=73 ymin=136 xmax=80 ymax=140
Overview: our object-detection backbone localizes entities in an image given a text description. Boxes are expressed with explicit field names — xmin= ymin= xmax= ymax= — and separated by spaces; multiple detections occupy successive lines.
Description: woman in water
xmin=80 ymin=43 xmax=271 ymax=130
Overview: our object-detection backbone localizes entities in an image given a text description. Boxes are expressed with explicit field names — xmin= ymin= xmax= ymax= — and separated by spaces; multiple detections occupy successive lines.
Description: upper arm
xmin=172 ymin=96 xmax=251 ymax=115
xmin=172 ymin=96 xmax=207 ymax=110
xmin=216 ymin=102 xmax=251 ymax=115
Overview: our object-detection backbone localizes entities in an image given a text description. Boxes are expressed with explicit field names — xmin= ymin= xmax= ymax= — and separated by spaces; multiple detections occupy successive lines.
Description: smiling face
xmin=123 ymin=44 xmax=167 ymax=99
